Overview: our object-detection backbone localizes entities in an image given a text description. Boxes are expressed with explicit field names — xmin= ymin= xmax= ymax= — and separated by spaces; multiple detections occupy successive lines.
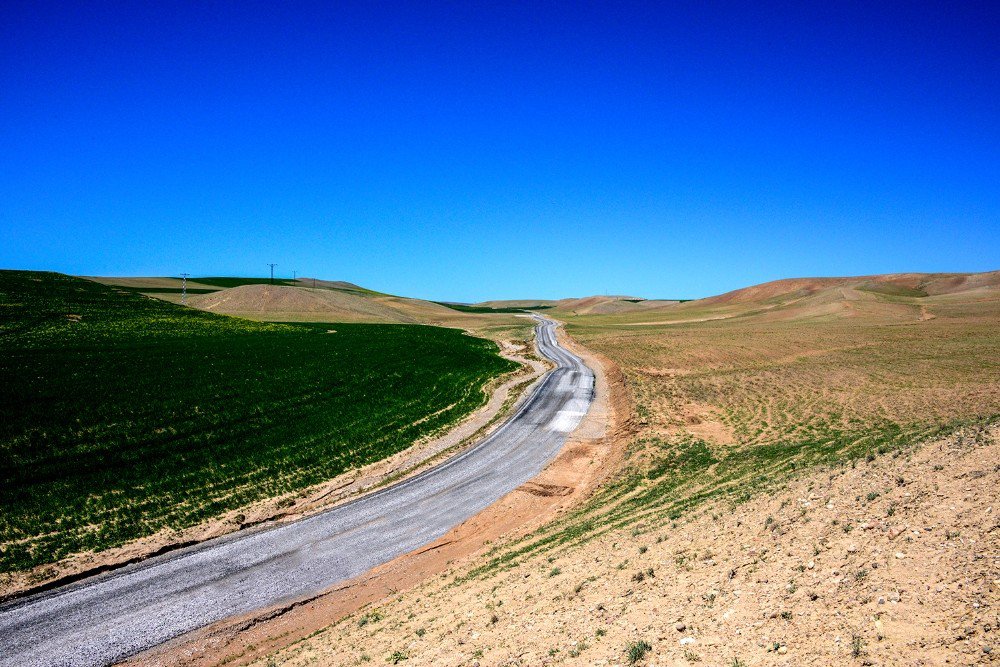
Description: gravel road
xmin=0 ymin=316 xmax=594 ymax=667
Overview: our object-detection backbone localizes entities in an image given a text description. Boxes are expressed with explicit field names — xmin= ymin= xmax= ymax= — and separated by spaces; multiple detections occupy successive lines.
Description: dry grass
xmin=573 ymin=312 xmax=998 ymax=450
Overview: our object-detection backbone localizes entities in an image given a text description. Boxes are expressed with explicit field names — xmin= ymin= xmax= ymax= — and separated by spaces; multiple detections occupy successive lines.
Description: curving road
xmin=0 ymin=316 xmax=595 ymax=667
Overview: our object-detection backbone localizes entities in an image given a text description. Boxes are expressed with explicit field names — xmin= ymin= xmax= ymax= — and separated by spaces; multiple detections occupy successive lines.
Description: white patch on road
xmin=549 ymin=409 xmax=587 ymax=433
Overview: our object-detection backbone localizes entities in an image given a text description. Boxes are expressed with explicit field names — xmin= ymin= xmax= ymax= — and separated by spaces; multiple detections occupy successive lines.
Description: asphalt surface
xmin=0 ymin=316 xmax=595 ymax=667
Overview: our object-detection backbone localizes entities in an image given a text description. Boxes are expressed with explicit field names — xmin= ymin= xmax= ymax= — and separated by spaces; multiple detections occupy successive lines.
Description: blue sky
xmin=2 ymin=1 xmax=997 ymax=301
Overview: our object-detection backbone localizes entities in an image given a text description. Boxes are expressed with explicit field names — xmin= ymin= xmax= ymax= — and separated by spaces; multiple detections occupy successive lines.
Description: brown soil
xmin=238 ymin=424 xmax=998 ymax=667
xmin=119 ymin=324 xmax=629 ymax=667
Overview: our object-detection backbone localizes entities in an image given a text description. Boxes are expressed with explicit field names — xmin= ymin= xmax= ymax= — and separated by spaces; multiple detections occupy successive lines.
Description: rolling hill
xmin=548 ymin=270 xmax=1000 ymax=326
xmin=701 ymin=271 xmax=1000 ymax=304
xmin=87 ymin=277 xmax=534 ymax=335
xmin=478 ymin=295 xmax=682 ymax=317
xmin=92 ymin=271 xmax=1000 ymax=329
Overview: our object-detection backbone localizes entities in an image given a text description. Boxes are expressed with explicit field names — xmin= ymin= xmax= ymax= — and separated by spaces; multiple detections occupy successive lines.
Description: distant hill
xmin=183 ymin=283 xmax=526 ymax=328
xmin=563 ymin=270 xmax=1000 ymax=326
xmin=89 ymin=270 xmax=1000 ymax=328
xmin=86 ymin=277 xmax=528 ymax=329
xmin=478 ymin=295 xmax=681 ymax=317
xmin=702 ymin=271 xmax=1000 ymax=305
xmin=186 ymin=284 xmax=414 ymax=322
xmin=554 ymin=296 xmax=680 ymax=316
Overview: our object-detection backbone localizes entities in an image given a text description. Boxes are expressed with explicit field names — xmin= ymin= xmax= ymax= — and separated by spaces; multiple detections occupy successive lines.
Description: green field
xmin=0 ymin=271 xmax=516 ymax=573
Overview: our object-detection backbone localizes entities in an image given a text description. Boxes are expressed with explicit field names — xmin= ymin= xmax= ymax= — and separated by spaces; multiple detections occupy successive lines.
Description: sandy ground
xmin=1 ymin=338 xmax=544 ymax=603
xmin=120 ymin=322 xmax=628 ymax=667
xmin=239 ymin=423 xmax=998 ymax=667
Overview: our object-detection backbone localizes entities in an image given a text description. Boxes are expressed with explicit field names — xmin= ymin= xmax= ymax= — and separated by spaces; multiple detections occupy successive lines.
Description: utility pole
xmin=180 ymin=273 xmax=190 ymax=305
xmin=267 ymin=263 xmax=277 ymax=285
xmin=312 ymin=277 xmax=316 ymax=289
xmin=292 ymin=270 xmax=297 ymax=282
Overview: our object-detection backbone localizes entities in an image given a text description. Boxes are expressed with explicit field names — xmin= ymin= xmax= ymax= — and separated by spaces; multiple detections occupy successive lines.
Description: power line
xmin=267 ymin=263 xmax=277 ymax=285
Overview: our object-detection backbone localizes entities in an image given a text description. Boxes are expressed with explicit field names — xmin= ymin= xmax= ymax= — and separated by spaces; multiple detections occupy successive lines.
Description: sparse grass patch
xmin=851 ymin=634 xmax=865 ymax=658
xmin=626 ymin=639 xmax=652 ymax=664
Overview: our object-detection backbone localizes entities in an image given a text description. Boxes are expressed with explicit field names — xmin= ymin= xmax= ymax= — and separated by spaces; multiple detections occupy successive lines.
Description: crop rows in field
xmin=0 ymin=271 xmax=516 ymax=572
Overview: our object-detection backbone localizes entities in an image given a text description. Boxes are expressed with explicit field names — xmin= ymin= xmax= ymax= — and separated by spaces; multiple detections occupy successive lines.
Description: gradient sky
xmin=2 ymin=1 xmax=998 ymax=301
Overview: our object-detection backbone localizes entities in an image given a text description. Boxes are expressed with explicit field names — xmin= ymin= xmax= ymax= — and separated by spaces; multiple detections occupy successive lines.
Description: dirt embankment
xmin=237 ymin=424 xmax=997 ymax=667
xmin=122 ymin=323 xmax=629 ymax=667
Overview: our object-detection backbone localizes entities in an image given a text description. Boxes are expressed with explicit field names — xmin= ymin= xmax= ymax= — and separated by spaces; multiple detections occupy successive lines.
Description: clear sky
xmin=2 ymin=1 xmax=998 ymax=301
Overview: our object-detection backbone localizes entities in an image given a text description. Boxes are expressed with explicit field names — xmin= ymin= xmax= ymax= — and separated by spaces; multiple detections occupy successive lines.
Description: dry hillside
xmin=187 ymin=284 xmax=419 ymax=323
xmin=703 ymin=272 xmax=1000 ymax=305
xmin=186 ymin=284 xmax=531 ymax=338
xmin=245 ymin=270 xmax=998 ymax=667
xmin=557 ymin=271 xmax=1000 ymax=327
xmin=251 ymin=425 xmax=997 ymax=667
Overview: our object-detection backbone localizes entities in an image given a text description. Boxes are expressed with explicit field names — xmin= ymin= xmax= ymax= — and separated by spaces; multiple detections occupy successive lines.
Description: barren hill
xmin=557 ymin=270 xmax=1000 ymax=326
xmin=186 ymin=284 xmax=412 ymax=322
xmin=183 ymin=284 xmax=529 ymax=335
xmin=702 ymin=271 xmax=1000 ymax=305
xmin=186 ymin=284 xmax=495 ymax=324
